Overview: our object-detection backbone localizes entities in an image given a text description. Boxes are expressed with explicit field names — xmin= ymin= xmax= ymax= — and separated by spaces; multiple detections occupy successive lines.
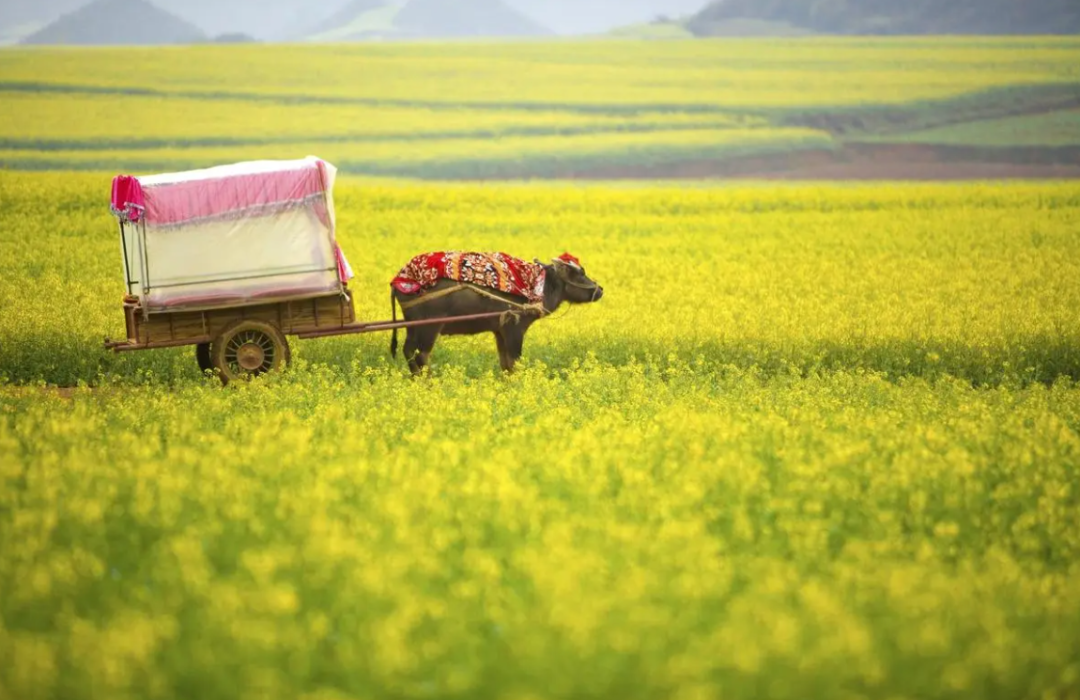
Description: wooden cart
xmin=104 ymin=290 xmax=512 ymax=383
xmin=105 ymin=157 xmax=513 ymax=383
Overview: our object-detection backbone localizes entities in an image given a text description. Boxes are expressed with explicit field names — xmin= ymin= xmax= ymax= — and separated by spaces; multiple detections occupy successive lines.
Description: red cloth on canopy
xmin=110 ymin=175 xmax=145 ymax=222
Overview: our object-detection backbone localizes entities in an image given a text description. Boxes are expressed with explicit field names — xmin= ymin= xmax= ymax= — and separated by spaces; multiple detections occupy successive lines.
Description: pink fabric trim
xmin=110 ymin=175 xmax=145 ymax=222
xmin=313 ymin=159 xmax=333 ymax=229
xmin=142 ymin=167 xmax=327 ymax=227
xmin=335 ymin=245 xmax=354 ymax=284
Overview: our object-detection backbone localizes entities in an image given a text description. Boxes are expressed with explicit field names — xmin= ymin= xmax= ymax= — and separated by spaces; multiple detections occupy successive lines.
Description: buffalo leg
xmin=501 ymin=327 xmax=525 ymax=373
xmin=403 ymin=331 xmax=420 ymax=372
xmin=407 ymin=326 xmax=440 ymax=375
xmin=494 ymin=332 xmax=513 ymax=372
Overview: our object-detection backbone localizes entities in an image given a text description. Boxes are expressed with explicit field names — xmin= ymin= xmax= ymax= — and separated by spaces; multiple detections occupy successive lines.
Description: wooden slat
xmin=122 ymin=293 xmax=357 ymax=348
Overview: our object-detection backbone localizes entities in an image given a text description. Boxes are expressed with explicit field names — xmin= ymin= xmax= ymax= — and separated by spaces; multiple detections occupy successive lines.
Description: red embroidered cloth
xmin=392 ymin=251 xmax=547 ymax=303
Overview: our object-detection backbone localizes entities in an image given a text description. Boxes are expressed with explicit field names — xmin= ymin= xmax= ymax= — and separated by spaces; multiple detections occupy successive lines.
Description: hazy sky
xmin=2 ymin=0 xmax=711 ymax=39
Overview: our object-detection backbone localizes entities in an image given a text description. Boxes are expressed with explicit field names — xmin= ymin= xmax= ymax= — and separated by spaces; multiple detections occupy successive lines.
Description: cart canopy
xmin=111 ymin=157 xmax=353 ymax=312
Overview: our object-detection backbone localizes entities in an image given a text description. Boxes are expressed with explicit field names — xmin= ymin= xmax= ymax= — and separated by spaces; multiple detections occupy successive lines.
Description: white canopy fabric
xmin=114 ymin=157 xmax=353 ymax=311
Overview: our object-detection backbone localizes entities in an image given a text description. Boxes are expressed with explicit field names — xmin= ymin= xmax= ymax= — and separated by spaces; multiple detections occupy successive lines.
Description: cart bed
xmin=108 ymin=293 xmax=355 ymax=351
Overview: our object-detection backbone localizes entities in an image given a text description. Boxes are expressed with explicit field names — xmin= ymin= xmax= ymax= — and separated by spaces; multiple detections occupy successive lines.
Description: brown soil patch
xmin=549 ymin=144 xmax=1080 ymax=181
xmin=783 ymin=85 xmax=1080 ymax=137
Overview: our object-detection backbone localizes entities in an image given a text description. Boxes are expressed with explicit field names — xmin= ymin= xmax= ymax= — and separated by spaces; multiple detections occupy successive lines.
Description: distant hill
xmin=511 ymin=0 xmax=705 ymax=36
xmin=0 ymin=0 xmax=82 ymax=34
xmin=211 ymin=32 xmax=258 ymax=44
xmin=304 ymin=0 xmax=552 ymax=41
xmin=393 ymin=0 xmax=552 ymax=38
xmin=612 ymin=16 xmax=811 ymax=38
xmin=0 ymin=23 xmax=42 ymax=45
xmin=608 ymin=20 xmax=694 ymax=40
xmin=21 ymin=0 xmax=206 ymax=45
xmin=687 ymin=0 xmax=1080 ymax=35
xmin=302 ymin=0 xmax=405 ymax=40
xmin=0 ymin=0 xmax=82 ymax=44
xmin=2 ymin=0 xmax=706 ymax=42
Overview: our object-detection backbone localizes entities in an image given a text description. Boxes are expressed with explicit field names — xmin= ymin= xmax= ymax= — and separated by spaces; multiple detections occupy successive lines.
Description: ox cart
xmin=104 ymin=157 xmax=519 ymax=382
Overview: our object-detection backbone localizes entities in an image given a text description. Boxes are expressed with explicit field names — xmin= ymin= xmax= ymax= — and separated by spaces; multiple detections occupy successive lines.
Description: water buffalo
xmin=390 ymin=256 xmax=603 ymax=374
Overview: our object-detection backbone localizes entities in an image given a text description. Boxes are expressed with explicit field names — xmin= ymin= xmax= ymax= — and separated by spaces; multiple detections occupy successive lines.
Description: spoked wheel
xmin=195 ymin=342 xmax=213 ymax=374
xmin=210 ymin=320 xmax=290 ymax=385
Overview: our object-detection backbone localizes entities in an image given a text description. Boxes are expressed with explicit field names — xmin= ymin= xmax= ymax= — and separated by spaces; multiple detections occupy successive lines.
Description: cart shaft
xmin=295 ymin=310 xmax=530 ymax=340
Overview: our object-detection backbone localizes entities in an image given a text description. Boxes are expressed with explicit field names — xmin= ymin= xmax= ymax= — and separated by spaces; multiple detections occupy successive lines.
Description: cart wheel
xmin=210 ymin=320 xmax=291 ymax=385
xmin=195 ymin=343 xmax=212 ymax=374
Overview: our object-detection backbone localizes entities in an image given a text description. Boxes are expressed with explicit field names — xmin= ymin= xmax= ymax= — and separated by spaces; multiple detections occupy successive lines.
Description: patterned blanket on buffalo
xmin=391 ymin=251 xmax=547 ymax=303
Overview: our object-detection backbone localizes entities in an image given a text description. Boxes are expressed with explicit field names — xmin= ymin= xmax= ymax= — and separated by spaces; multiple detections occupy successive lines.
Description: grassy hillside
xmin=688 ymin=0 xmax=1080 ymax=35
xmin=303 ymin=0 xmax=550 ymax=41
xmin=392 ymin=0 xmax=551 ymax=38
xmin=304 ymin=0 xmax=406 ymax=42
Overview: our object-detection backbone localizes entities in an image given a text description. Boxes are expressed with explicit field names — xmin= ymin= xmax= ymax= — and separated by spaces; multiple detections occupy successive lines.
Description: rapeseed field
xmin=0 ymin=127 xmax=831 ymax=178
xmin=3 ymin=34 xmax=1080 ymax=700
xmin=4 ymin=39 xmax=1076 ymax=106
xmin=2 ymin=38 xmax=1078 ymax=176
xmin=1 ymin=171 xmax=1079 ymax=699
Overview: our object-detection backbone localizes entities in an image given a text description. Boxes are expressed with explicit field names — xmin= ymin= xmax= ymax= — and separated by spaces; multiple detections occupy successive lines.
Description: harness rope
xmin=397 ymin=284 xmax=470 ymax=311
xmin=398 ymin=283 xmax=547 ymax=327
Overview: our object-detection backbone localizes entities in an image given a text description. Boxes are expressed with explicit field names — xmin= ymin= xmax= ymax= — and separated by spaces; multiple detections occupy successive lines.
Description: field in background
xmin=2 ymin=173 xmax=1080 ymax=699
xmin=1 ymin=38 xmax=1079 ymax=178
xmin=868 ymin=108 xmax=1080 ymax=146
